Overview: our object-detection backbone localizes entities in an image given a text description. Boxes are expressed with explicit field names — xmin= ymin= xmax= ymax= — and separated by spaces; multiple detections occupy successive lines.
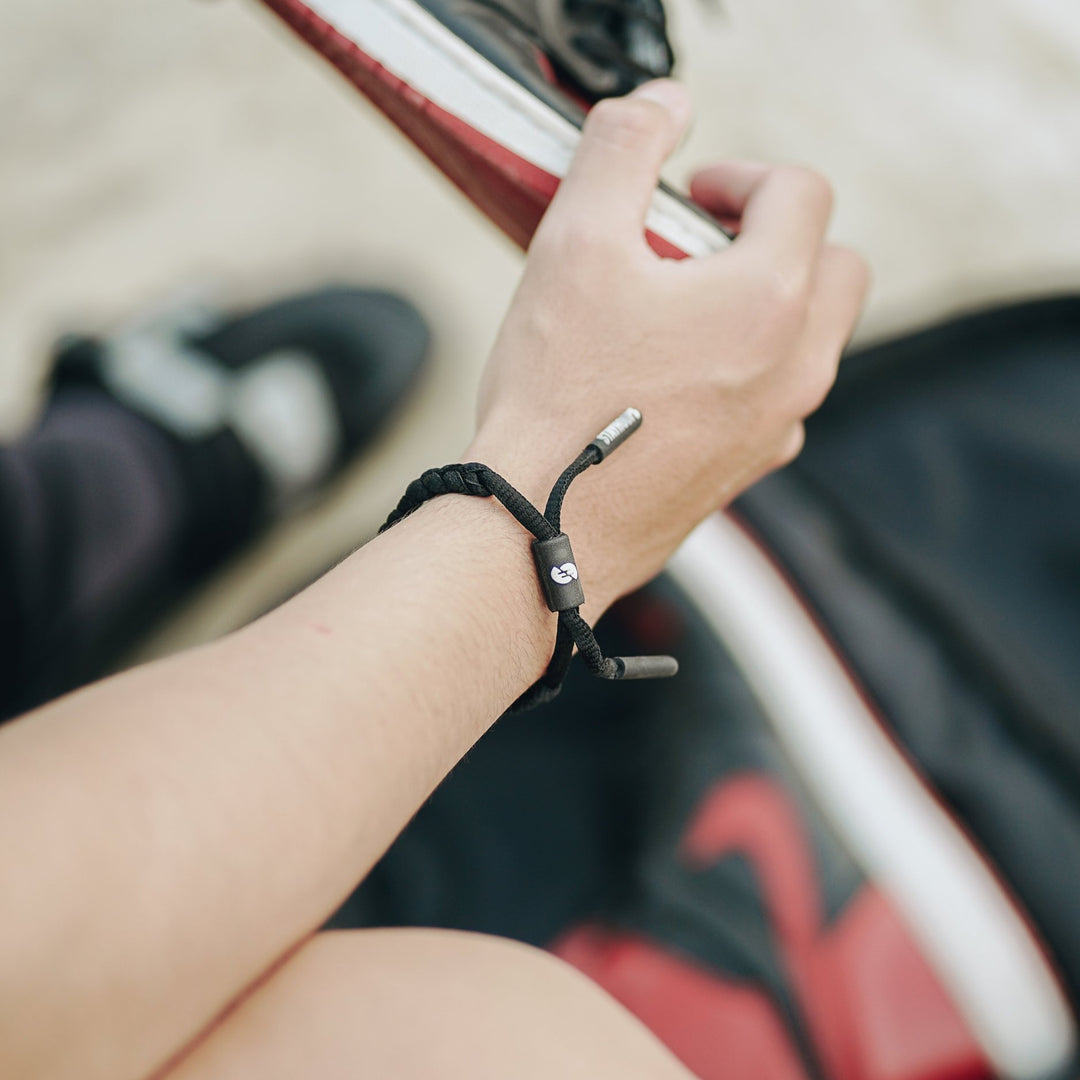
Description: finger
xmin=540 ymin=80 xmax=692 ymax=243
xmin=692 ymin=163 xmax=834 ymax=274
xmin=808 ymin=245 xmax=871 ymax=358
xmin=792 ymin=245 xmax=872 ymax=415
xmin=688 ymin=161 xmax=770 ymax=231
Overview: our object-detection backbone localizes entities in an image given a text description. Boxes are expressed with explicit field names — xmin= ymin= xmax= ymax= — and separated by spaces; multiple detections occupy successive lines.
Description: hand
xmin=467 ymin=79 xmax=869 ymax=614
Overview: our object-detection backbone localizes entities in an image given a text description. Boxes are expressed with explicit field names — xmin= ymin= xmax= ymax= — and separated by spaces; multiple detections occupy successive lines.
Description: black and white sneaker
xmin=0 ymin=285 xmax=428 ymax=716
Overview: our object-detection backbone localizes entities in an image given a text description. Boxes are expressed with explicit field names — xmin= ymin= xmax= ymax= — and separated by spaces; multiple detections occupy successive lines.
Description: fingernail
xmin=632 ymin=79 xmax=692 ymax=122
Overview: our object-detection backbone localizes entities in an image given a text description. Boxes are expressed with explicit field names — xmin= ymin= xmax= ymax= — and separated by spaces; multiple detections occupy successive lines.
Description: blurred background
xmin=2 ymin=0 xmax=1080 ymax=652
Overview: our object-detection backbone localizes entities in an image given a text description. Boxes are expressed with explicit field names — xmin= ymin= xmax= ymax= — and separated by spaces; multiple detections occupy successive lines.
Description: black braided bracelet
xmin=380 ymin=408 xmax=678 ymax=711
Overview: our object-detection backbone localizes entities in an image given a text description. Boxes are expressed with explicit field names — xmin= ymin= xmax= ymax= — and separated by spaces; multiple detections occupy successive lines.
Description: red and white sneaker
xmin=652 ymin=515 xmax=1077 ymax=1080
xmin=257 ymin=0 xmax=729 ymax=256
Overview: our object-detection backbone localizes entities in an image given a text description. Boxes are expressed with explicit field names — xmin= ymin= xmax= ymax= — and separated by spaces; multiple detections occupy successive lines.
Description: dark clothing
xmin=0 ymin=387 xmax=259 ymax=718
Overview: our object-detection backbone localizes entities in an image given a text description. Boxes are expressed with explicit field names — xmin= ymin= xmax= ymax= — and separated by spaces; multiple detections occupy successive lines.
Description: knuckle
xmin=764 ymin=262 xmax=813 ymax=317
xmin=541 ymin=219 xmax=623 ymax=268
xmin=585 ymin=96 xmax=668 ymax=149
xmin=569 ymin=222 xmax=624 ymax=261
xmin=532 ymin=182 xmax=636 ymax=262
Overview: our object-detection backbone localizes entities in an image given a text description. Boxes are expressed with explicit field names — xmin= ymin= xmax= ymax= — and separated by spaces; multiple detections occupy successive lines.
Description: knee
xmin=304 ymin=926 xmax=592 ymax=1005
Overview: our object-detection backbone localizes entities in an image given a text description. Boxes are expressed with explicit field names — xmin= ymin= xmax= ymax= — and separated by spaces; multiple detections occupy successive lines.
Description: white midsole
xmin=302 ymin=0 xmax=729 ymax=257
xmin=669 ymin=514 xmax=1076 ymax=1080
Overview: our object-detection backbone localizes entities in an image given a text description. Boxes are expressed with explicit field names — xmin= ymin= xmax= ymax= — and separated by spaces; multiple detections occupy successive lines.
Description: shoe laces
xmin=565 ymin=0 xmax=674 ymax=86
xmin=471 ymin=0 xmax=674 ymax=95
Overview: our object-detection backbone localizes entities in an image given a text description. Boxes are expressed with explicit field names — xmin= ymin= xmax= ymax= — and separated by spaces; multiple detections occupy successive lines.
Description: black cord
xmin=380 ymin=408 xmax=678 ymax=710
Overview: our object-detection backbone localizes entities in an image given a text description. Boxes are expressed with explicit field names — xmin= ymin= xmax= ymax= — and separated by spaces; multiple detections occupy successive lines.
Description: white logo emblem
xmin=550 ymin=563 xmax=579 ymax=586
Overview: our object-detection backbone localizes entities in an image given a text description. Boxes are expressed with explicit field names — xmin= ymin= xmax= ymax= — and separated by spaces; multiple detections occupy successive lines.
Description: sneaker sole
xmin=669 ymin=512 xmax=1077 ymax=1080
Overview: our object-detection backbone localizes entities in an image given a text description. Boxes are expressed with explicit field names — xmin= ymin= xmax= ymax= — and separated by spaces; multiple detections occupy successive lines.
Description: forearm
xmin=0 ymin=491 xmax=560 ymax=1080
xmin=0 ymin=81 xmax=868 ymax=1080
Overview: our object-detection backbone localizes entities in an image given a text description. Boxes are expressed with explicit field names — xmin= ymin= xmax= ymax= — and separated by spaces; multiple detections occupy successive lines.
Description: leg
xmin=0 ymin=386 xmax=204 ymax=718
xmin=162 ymin=929 xmax=697 ymax=1080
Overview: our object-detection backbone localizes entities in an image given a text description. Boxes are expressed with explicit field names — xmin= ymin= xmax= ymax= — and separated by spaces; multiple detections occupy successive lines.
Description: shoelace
xmin=380 ymin=408 xmax=678 ymax=711
xmin=570 ymin=0 xmax=667 ymax=38
xmin=469 ymin=0 xmax=673 ymax=92
xmin=564 ymin=0 xmax=673 ymax=84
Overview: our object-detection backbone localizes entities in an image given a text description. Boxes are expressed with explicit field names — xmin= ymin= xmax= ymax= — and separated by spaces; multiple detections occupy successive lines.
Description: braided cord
xmin=381 ymin=463 xmax=554 ymax=542
xmin=379 ymin=409 xmax=675 ymax=710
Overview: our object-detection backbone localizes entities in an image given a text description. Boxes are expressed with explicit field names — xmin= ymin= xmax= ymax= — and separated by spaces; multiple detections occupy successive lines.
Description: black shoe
xmin=53 ymin=285 xmax=430 ymax=562
xmin=0 ymin=285 xmax=428 ymax=716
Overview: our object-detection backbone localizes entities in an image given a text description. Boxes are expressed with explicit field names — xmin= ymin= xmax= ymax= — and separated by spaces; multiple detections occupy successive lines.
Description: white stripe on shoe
xmin=230 ymin=350 xmax=342 ymax=499
xmin=101 ymin=305 xmax=232 ymax=440
xmin=669 ymin=512 xmax=1076 ymax=1080
xmin=101 ymin=303 xmax=342 ymax=500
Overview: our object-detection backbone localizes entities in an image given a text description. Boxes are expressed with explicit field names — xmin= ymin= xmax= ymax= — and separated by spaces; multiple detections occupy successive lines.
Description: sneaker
xmin=656 ymin=526 xmax=1075 ymax=1080
xmin=257 ymin=0 xmax=729 ymax=256
xmin=725 ymin=297 xmax=1080 ymax=1078
xmin=2 ymin=285 xmax=429 ymax=717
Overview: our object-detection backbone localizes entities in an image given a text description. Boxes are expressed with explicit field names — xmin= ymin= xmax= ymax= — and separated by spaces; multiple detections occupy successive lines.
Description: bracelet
xmin=380 ymin=408 xmax=679 ymax=711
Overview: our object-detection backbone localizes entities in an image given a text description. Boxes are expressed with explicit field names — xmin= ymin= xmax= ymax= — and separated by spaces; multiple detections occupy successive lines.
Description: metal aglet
xmin=589 ymin=407 xmax=643 ymax=461
xmin=603 ymin=654 xmax=680 ymax=681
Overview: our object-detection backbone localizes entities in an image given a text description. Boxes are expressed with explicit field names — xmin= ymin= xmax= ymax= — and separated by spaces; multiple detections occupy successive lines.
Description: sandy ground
xmin=2 ymin=0 xmax=1079 ymax=654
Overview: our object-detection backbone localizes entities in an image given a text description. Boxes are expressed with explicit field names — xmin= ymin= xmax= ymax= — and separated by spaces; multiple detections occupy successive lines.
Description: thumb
xmin=541 ymin=80 xmax=692 ymax=244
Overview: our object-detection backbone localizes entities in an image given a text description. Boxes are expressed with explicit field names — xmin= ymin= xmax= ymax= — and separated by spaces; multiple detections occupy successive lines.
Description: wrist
xmin=463 ymin=427 xmax=621 ymax=619
xmin=463 ymin=427 xmax=566 ymax=509
xmin=378 ymin=493 xmax=561 ymax=674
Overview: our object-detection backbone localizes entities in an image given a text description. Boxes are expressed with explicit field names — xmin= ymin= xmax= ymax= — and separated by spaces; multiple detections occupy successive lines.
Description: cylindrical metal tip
xmin=589 ymin=407 xmax=643 ymax=461
xmin=611 ymin=654 xmax=679 ymax=680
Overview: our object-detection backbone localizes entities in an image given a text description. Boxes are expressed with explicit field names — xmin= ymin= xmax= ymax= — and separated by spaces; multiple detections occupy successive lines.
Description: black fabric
xmin=0 ymin=381 xmax=268 ymax=719
xmin=0 ymin=389 xmax=193 ymax=718
xmin=737 ymin=295 xmax=1080 ymax=1010
xmin=48 ymin=335 xmax=267 ymax=577
xmin=792 ymin=296 xmax=1080 ymax=784
xmin=425 ymin=0 xmax=673 ymax=112
xmin=329 ymin=617 xmax=645 ymax=941
xmin=0 ymin=464 xmax=22 ymax=707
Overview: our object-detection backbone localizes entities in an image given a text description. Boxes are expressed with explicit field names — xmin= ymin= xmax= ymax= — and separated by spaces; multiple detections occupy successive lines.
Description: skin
xmin=0 ymin=80 xmax=868 ymax=1080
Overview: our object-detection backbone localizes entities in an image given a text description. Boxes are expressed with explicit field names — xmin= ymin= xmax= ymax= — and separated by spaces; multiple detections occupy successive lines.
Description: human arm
xmin=0 ymin=80 xmax=867 ymax=1080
